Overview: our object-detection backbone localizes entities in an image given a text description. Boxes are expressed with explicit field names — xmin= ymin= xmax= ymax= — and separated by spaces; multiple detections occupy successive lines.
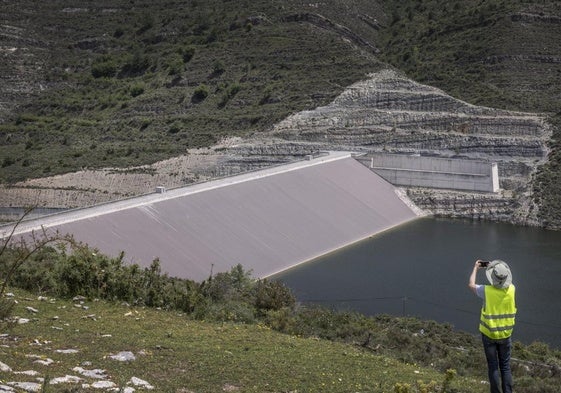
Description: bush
xmin=130 ymin=83 xmax=145 ymax=97
xmin=180 ymin=46 xmax=196 ymax=63
xmin=0 ymin=297 xmax=15 ymax=321
xmin=91 ymin=58 xmax=117 ymax=78
xmin=192 ymin=84 xmax=209 ymax=103
xmin=1 ymin=240 xmax=295 ymax=325
xmin=254 ymin=279 xmax=295 ymax=313
xmin=166 ymin=54 xmax=184 ymax=75
xmin=218 ymin=83 xmax=241 ymax=107
xmin=120 ymin=51 xmax=150 ymax=77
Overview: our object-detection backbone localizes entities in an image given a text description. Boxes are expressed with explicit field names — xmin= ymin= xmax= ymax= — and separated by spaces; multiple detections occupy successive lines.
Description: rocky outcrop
xmin=271 ymin=70 xmax=548 ymax=154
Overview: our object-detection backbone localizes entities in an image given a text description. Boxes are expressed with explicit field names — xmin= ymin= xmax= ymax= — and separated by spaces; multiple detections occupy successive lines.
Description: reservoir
xmin=273 ymin=217 xmax=561 ymax=349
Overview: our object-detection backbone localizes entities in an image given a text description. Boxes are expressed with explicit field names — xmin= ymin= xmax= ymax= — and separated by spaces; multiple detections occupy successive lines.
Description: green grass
xmin=1 ymin=245 xmax=560 ymax=392
xmin=1 ymin=288 xmax=484 ymax=393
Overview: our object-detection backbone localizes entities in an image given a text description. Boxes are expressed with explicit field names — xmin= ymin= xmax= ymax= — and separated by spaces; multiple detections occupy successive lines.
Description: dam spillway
xmin=2 ymin=152 xmax=420 ymax=282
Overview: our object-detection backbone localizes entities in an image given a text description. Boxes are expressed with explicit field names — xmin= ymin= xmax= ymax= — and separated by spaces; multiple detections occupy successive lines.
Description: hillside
xmin=2 ymin=229 xmax=561 ymax=392
xmin=1 ymin=0 xmax=561 ymax=227
xmin=0 ymin=0 xmax=384 ymax=182
xmin=376 ymin=0 xmax=561 ymax=227
xmin=0 ymin=289 xmax=476 ymax=393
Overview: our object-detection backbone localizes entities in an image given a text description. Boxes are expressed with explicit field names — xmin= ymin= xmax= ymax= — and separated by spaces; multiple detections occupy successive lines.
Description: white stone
xmin=0 ymin=361 xmax=11 ymax=372
xmin=91 ymin=380 xmax=116 ymax=389
xmin=33 ymin=358 xmax=54 ymax=366
xmin=14 ymin=370 xmax=39 ymax=376
xmin=129 ymin=377 xmax=154 ymax=389
xmin=55 ymin=349 xmax=79 ymax=354
xmin=50 ymin=375 xmax=82 ymax=384
xmin=109 ymin=351 xmax=135 ymax=361
xmin=7 ymin=382 xmax=41 ymax=392
xmin=73 ymin=366 xmax=108 ymax=379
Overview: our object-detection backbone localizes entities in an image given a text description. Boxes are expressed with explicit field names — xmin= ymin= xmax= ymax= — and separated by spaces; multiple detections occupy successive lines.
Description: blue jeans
xmin=482 ymin=334 xmax=513 ymax=393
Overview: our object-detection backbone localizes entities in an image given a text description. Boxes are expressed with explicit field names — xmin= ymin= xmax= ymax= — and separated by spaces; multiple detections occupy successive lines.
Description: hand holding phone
xmin=479 ymin=260 xmax=490 ymax=267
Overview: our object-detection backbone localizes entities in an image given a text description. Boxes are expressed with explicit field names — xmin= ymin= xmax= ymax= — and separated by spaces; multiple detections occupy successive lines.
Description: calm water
xmin=273 ymin=217 xmax=561 ymax=348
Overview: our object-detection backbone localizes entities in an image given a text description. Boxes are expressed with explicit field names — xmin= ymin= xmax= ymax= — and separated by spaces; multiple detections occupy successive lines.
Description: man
xmin=468 ymin=259 xmax=516 ymax=393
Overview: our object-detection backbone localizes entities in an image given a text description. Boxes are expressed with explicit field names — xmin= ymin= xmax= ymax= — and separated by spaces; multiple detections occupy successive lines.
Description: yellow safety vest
xmin=479 ymin=285 xmax=516 ymax=339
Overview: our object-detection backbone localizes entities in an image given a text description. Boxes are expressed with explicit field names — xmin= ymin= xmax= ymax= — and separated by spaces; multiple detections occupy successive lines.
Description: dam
xmin=2 ymin=152 xmax=422 ymax=282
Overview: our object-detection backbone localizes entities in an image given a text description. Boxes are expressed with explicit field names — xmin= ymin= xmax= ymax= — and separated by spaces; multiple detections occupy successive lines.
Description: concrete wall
xmin=356 ymin=154 xmax=499 ymax=193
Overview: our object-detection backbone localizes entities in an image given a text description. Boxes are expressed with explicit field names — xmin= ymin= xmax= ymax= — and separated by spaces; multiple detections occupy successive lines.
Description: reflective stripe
xmin=481 ymin=313 xmax=516 ymax=319
xmin=480 ymin=321 xmax=515 ymax=332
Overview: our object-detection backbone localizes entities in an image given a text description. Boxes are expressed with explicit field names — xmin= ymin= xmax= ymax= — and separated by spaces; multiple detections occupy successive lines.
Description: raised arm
xmin=468 ymin=260 xmax=483 ymax=294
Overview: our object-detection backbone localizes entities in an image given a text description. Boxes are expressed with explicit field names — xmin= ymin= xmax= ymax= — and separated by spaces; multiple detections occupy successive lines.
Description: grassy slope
xmin=1 ymin=289 xmax=485 ymax=393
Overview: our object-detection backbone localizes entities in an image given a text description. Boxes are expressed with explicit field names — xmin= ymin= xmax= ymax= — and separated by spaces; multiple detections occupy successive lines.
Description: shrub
xmin=166 ymin=54 xmax=184 ymax=75
xmin=212 ymin=60 xmax=225 ymax=75
xmin=180 ymin=46 xmax=196 ymax=63
xmin=129 ymin=83 xmax=145 ymax=97
xmin=120 ymin=51 xmax=150 ymax=77
xmin=254 ymin=279 xmax=295 ymax=312
xmin=218 ymin=83 xmax=241 ymax=107
xmin=1 ymin=157 xmax=15 ymax=168
xmin=192 ymin=84 xmax=209 ymax=103
xmin=168 ymin=121 xmax=182 ymax=134
xmin=91 ymin=59 xmax=117 ymax=78
xmin=0 ymin=238 xmax=295 ymax=325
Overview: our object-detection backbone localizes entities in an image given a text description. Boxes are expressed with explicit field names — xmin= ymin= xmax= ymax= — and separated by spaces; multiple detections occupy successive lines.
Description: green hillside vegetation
xmin=378 ymin=0 xmax=561 ymax=113
xmin=1 ymin=236 xmax=561 ymax=392
xmin=0 ymin=0 xmax=384 ymax=183
xmin=0 ymin=289 xmax=475 ymax=393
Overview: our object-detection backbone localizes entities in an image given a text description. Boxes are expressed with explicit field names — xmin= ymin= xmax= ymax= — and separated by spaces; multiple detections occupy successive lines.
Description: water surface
xmin=274 ymin=217 xmax=561 ymax=348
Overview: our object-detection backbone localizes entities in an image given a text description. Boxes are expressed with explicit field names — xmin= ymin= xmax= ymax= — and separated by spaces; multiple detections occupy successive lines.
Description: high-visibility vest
xmin=479 ymin=285 xmax=516 ymax=339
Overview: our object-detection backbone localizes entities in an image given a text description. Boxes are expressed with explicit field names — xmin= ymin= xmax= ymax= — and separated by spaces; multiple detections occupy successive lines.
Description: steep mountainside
xmin=1 ymin=70 xmax=549 ymax=227
xmin=378 ymin=0 xmax=561 ymax=113
xmin=1 ymin=0 xmax=561 ymax=227
xmin=0 ymin=0 xmax=384 ymax=182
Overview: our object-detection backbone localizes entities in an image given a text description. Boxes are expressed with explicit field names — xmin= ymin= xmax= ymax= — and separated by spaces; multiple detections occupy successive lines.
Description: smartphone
xmin=479 ymin=260 xmax=490 ymax=267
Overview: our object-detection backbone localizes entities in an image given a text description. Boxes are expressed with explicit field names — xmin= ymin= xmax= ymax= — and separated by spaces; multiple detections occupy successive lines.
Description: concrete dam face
xmin=2 ymin=153 xmax=420 ymax=282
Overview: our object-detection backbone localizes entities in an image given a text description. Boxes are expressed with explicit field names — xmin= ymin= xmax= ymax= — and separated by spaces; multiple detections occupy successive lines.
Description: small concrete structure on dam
xmin=356 ymin=153 xmax=499 ymax=193
xmin=2 ymin=152 xmax=423 ymax=282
